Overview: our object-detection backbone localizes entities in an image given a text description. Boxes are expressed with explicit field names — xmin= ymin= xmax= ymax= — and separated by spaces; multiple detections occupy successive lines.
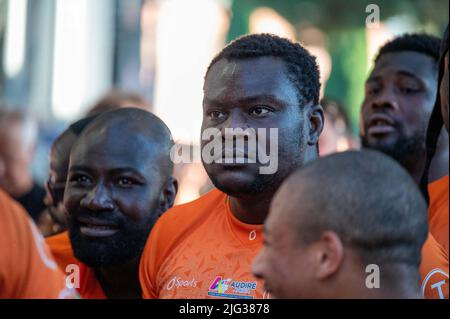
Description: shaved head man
xmin=253 ymin=150 xmax=427 ymax=299
xmin=47 ymin=108 xmax=177 ymax=298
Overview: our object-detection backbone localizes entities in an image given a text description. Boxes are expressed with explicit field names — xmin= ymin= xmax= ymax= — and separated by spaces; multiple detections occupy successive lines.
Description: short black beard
xmin=68 ymin=214 xmax=156 ymax=268
xmin=361 ymin=131 xmax=425 ymax=167
xmin=208 ymin=169 xmax=275 ymax=198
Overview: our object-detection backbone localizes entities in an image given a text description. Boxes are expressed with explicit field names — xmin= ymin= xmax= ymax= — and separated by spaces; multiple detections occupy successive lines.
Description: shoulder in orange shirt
xmin=46 ymin=231 xmax=106 ymax=299
xmin=428 ymin=175 xmax=449 ymax=255
xmin=0 ymin=190 xmax=75 ymax=299
xmin=420 ymin=233 xmax=449 ymax=299
xmin=139 ymin=189 xmax=267 ymax=299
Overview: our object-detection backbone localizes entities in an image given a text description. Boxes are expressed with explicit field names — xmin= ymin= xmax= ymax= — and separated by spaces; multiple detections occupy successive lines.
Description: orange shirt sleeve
xmin=0 ymin=191 xmax=75 ymax=299
xmin=420 ymin=233 xmax=449 ymax=299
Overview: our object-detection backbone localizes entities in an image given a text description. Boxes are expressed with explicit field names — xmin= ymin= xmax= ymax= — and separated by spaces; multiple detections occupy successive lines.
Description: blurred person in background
xmin=38 ymin=115 xmax=98 ymax=237
xmin=86 ymin=89 xmax=152 ymax=116
xmin=0 ymin=109 xmax=45 ymax=222
xmin=319 ymin=98 xmax=358 ymax=156
xmin=0 ymin=189 xmax=77 ymax=299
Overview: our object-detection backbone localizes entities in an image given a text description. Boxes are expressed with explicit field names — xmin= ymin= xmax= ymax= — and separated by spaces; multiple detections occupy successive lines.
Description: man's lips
xmin=366 ymin=114 xmax=396 ymax=136
xmin=209 ymin=147 xmax=257 ymax=165
xmin=77 ymin=217 xmax=119 ymax=238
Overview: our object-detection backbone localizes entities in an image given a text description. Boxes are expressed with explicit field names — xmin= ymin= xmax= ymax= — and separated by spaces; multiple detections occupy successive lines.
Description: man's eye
xmin=209 ymin=111 xmax=225 ymax=120
xmin=117 ymin=177 xmax=135 ymax=186
xmin=250 ymin=107 xmax=271 ymax=117
xmin=70 ymin=175 xmax=92 ymax=185
xmin=399 ymin=87 xmax=418 ymax=94
xmin=366 ymin=87 xmax=380 ymax=96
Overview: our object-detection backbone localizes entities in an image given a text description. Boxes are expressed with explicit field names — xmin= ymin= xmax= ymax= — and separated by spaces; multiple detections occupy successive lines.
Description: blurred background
xmin=0 ymin=0 xmax=448 ymax=206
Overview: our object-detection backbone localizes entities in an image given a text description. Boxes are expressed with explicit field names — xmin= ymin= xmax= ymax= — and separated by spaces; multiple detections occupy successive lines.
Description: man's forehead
xmin=71 ymin=131 xmax=161 ymax=170
xmin=204 ymin=57 xmax=297 ymax=103
xmin=370 ymin=51 xmax=437 ymax=80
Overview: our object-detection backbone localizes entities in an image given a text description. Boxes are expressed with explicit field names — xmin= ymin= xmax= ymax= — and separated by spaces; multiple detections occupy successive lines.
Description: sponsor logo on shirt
xmin=207 ymin=276 xmax=257 ymax=299
xmin=166 ymin=276 xmax=198 ymax=291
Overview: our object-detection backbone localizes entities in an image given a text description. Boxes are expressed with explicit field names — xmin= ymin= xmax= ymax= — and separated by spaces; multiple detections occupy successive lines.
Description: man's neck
xmin=228 ymin=193 xmax=273 ymax=225
xmin=227 ymin=147 xmax=318 ymax=225
xmin=398 ymin=152 xmax=426 ymax=185
xmin=95 ymin=258 xmax=142 ymax=299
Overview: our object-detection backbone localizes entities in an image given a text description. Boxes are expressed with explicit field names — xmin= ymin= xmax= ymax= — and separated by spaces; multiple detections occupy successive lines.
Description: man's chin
xmin=210 ymin=173 xmax=268 ymax=197
xmin=361 ymin=136 xmax=398 ymax=154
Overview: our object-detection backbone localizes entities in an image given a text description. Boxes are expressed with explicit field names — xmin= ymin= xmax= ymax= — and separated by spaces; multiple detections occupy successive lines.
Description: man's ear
xmin=307 ymin=104 xmax=324 ymax=146
xmin=157 ymin=177 xmax=178 ymax=216
xmin=314 ymin=231 xmax=344 ymax=280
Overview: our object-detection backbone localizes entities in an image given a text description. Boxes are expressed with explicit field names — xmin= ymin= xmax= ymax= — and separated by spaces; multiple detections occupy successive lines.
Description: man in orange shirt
xmin=253 ymin=150 xmax=427 ymax=298
xmin=0 ymin=189 xmax=76 ymax=299
xmin=139 ymin=34 xmax=324 ymax=299
xmin=360 ymin=33 xmax=448 ymax=299
xmin=420 ymin=25 xmax=449 ymax=299
xmin=47 ymin=108 xmax=177 ymax=298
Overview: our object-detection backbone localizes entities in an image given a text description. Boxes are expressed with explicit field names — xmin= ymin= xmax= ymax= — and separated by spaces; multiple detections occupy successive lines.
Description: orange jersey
xmin=46 ymin=231 xmax=106 ymax=299
xmin=420 ymin=233 xmax=449 ymax=299
xmin=428 ymin=175 xmax=449 ymax=256
xmin=139 ymin=189 xmax=267 ymax=299
xmin=0 ymin=190 xmax=75 ymax=299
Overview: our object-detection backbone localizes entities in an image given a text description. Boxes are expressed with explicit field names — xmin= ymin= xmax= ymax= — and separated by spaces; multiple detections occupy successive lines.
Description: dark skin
xmin=41 ymin=131 xmax=77 ymax=235
xmin=202 ymin=57 xmax=323 ymax=225
xmin=361 ymin=51 xmax=440 ymax=184
xmin=65 ymin=110 xmax=177 ymax=298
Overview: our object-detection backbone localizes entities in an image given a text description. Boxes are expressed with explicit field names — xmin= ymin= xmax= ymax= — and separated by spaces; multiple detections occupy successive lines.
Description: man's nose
xmin=222 ymin=110 xmax=249 ymax=132
xmin=80 ymin=184 xmax=114 ymax=212
xmin=371 ymin=87 xmax=400 ymax=112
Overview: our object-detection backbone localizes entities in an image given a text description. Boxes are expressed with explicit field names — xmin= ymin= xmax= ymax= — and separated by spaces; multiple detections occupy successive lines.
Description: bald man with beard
xmin=46 ymin=108 xmax=177 ymax=298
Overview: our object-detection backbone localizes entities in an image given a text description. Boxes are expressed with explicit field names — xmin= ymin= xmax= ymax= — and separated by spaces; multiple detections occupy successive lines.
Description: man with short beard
xmin=360 ymin=33 xmax=447 ymax=184
xmin=360 ymin=33 xmax=448 ymax=299
xmin=420 ymin=25 xmax=449 ymax=299
xmin=46 ymin=108 xmax=177 ymax=298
